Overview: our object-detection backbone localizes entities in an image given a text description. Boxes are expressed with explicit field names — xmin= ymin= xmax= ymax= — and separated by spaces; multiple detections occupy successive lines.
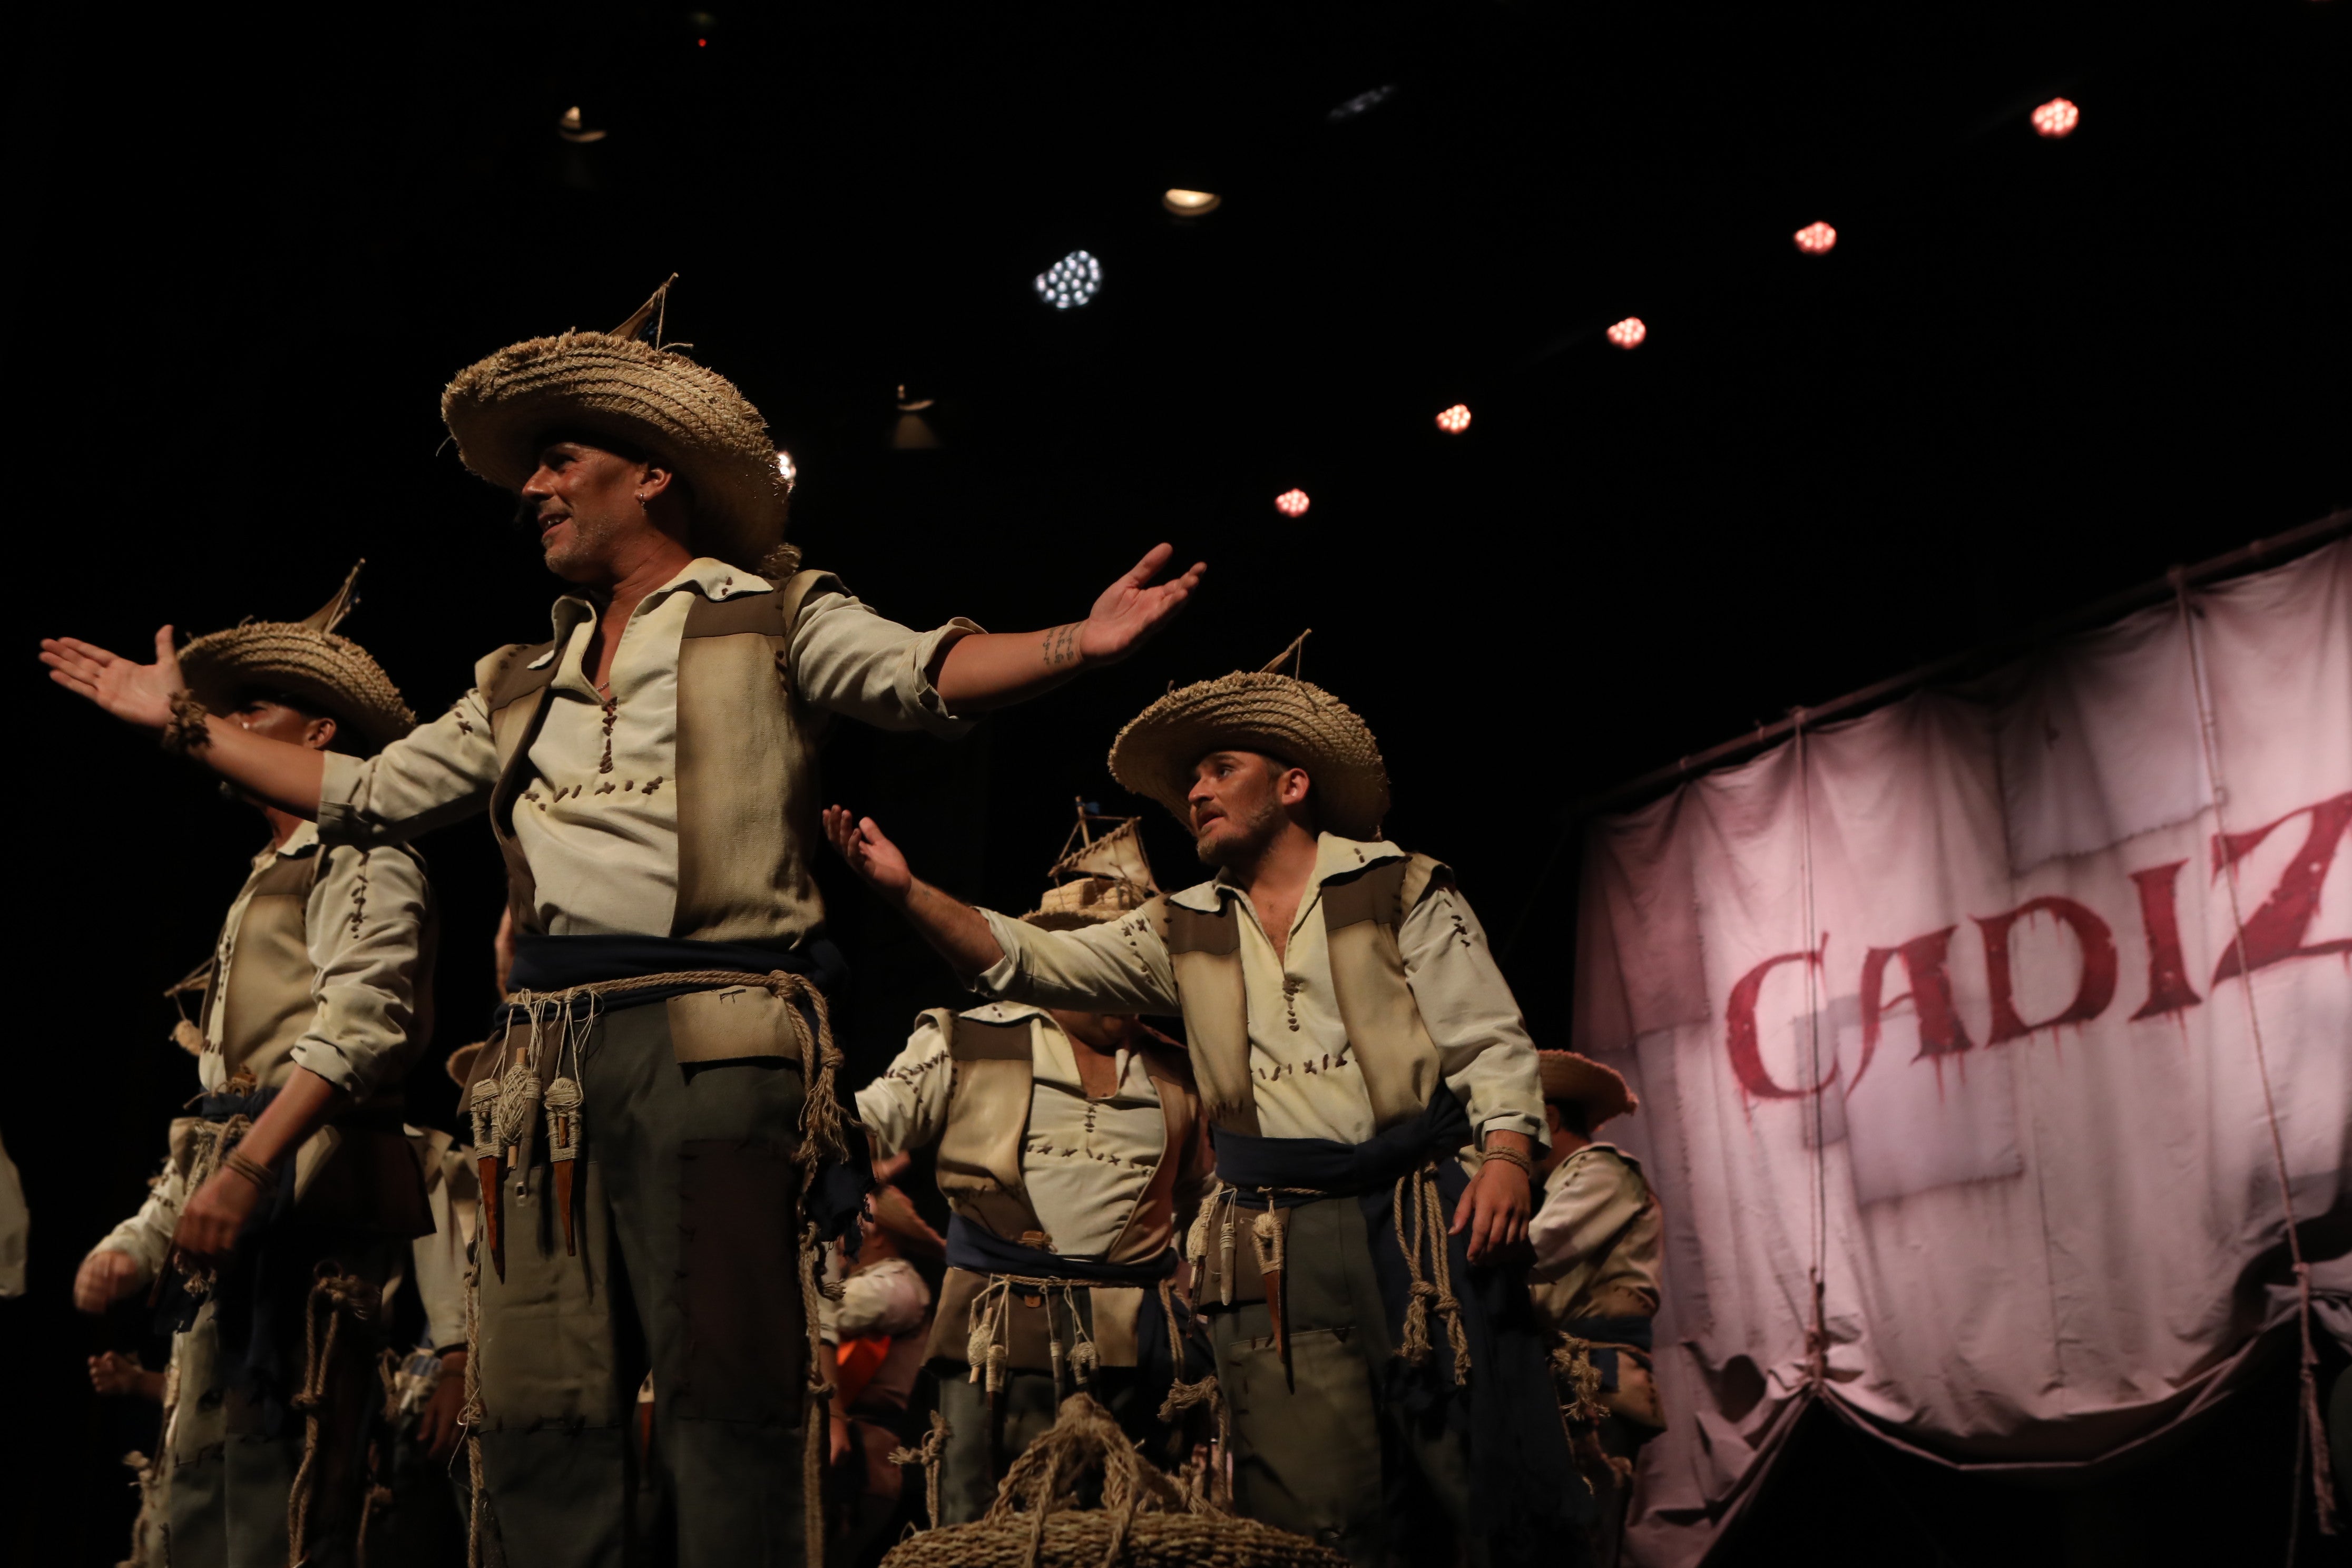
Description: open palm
xmin=1078 ymin=544 xmax=1208 ymax=664
xmin=40 ymin=627 xmax=184 ymax=729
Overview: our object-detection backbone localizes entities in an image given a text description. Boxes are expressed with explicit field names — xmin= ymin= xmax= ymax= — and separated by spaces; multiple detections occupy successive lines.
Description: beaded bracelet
xmin=161 ymin=690 xmax=214 ymax=756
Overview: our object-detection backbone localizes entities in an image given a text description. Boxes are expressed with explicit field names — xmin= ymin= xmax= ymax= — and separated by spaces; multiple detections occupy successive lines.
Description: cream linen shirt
xmin=855 ymin=1003 xmax=1172 ymax=1260
xmin=199 ymin=820 xmax=434 ymax=1101
xmin=319 ymin=559 xmax=975 ymax=936
xmin=91 ymin=1157 xmax=187 ymax=1290
xmin=817 ymin=1255 xmax=933 ymax=1347
xmin=974 ymin=834 xmax=1546 ymax=1146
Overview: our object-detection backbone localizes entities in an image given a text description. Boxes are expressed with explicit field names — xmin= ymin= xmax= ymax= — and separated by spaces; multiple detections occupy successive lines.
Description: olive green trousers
xmin=474 ymin=1004 xmax=814 ymax=1568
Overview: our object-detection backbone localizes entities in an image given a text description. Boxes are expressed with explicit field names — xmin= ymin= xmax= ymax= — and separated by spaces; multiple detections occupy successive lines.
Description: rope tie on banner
xmin=2174 ymin=576 xmax=2338 ymax=1545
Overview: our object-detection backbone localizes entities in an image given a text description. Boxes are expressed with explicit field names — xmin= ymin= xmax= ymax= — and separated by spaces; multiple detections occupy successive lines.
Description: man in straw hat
xmin=43 ymin=278 xmax=1203 ymax=1567
xmin=67 ymin=566 xmax=439 ymax=1568
xmin=850 ymin=873 xmax=1213 ymax=1527
xmin=822 ymin=658 xmax=1589 ymax=1567
xmin=1528 ymin=1051 xmax=1664 ymax=1568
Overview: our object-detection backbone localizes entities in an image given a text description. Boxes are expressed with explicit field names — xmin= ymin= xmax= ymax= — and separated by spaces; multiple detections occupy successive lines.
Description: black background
xmin=5 ymin=2 xmax=2346 ymax=1561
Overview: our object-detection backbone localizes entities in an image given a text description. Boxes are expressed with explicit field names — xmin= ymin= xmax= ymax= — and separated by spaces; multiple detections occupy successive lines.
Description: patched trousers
xmin=1203 ymin=1196 xmax=1480 ymax=1568
xmin=474 ymin=1001 xmax=813 ymax=1568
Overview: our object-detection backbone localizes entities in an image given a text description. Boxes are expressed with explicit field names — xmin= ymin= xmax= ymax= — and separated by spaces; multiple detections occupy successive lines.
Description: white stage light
xmin=1794 ymin=221 xmax=1837 ymax=255
xmin=1162 ymin=189 xmax=1221 ymax=216
xmin=1328 ymin=84 xmax=1397 ymax=122
xmin=558 ymin=106 xmax=606 ymax=144
xmin=1275 ymin=489 xmax=1311 ymax=517
xmin=1034 ymin=250 xmax=1103 ymax=309
xmin=775 ymin=450 xmax=796 ymax=486
xmin=2032 ymin=98 xmax=2080 ymax=139
xmin=1435 ymin=405 xmax=1472 ymax=434
xmin=1605 ymin=317 xmax=1648 ymax=349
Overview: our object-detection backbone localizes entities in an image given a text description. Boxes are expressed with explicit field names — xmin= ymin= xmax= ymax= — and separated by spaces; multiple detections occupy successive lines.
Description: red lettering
xmin=1976 ymin=896 xmax=2118 ymax=1043
xmin=1857 ymin=927 xmax=1973 ymax=1085
xmin=1724 ymin=943 xmax=1835 ymax=1101
xmin=2128 ymin=860 xmax=2202 ymax=1020
xmin=2211 ymin=791 xmax=2352 ymax=983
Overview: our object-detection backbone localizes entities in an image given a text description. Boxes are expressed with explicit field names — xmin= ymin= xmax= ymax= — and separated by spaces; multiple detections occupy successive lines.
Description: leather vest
xmin=1152 ymin=852 xmax=1446 ymax=1136
xmin=925 ymin=1006 xmax=1199 ymax=1268
xmin=476 ymin=569 xmax=836 ymax=945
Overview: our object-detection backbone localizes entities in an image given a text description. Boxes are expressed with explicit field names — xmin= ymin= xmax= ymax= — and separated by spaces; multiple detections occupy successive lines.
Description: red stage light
xmin=1275 ymin=489 xmax=1311 ymax=518
xmin=1793 ymin=221 xmax=1837 ymax=255
xmin=2032 ymin=98 xmax=2079 ymax=139
xmin=1605 ymin=317 xmax=1647 ymax=350
xmin=1435 ymin=404 xmax=1472 ymax=434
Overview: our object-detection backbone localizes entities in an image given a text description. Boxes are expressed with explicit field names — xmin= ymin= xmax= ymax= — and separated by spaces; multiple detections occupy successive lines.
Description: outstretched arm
xmin=823 ymin=808 xmax=1007 ymax=976
xmin=931 ymin=543 xmax=1205 ymax=713
xmin=41 ymin=628 xmax=327 ymax=817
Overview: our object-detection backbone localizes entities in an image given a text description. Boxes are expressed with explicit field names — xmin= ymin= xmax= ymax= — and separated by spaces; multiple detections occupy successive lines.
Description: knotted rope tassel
xmin=887 ymin=1409 xmax=951 ymax=1531
xmin=1392 ymin=1161 xmax=1473 ymax=1386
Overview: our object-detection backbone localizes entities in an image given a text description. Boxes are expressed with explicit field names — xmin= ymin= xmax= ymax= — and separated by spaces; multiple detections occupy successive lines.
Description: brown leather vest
xmin=1153 ymin=851 xmax=1446 ymax=1136
xmin=476 ymin=569 xmax=836 ymax=944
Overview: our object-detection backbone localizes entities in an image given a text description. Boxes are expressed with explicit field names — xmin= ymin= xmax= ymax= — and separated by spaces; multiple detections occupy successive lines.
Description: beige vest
xmin=1155 ymin=852 xmax=1446 ymax=1136
xmin=478 ymin=569 xmax=835 ymax=945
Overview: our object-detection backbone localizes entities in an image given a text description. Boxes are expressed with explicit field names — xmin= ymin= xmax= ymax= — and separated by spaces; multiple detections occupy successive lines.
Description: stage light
xmin=557 ymin=106 xmax=606 ymax=144
xmin=1435 ymin=404 xmax=1472 ymax=434
xmin=1328 ymin=84 xmax=1397 ymax=122
xmin=1162 ymin=189 xmax=1221 ymax=216
xmin=891 ymin=386 xmax=939 ymax=450
xmin=1793 ymin=221 xmax=1837 ymax=255
xmin=1034 ymin=250 xmax=1103 ymax=309
xmin=1605 ymin=317 xmax=1647 ymax=349
xmin=775 ymin=450 xmax=796 ymax=486
xmin=1275 ymin=489 xmax=1311 ymax=517
xmin=2031 ymin=98 xmax=2080 ymax=139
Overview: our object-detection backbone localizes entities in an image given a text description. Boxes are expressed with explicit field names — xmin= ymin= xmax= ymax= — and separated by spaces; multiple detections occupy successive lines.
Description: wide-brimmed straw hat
xmin=178 ymin=563 xmax=415 ymax=754
xmin=1109 ymin=668 xmax=1389 ymax=840
xmin=1538 ymin=1051 xmax=1637 ymax=1126
xmin=439 ymin=276 xmax=791 ymax=573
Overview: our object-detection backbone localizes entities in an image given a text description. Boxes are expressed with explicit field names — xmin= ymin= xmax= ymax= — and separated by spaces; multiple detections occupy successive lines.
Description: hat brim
xmin=1108 ymin=672 xmax=1389 ymax=840
xmin=1538 ymin=1052 xmax=1636 ymax=1125
xmin=179 ymin=624 xmax=415 ymax=753
xmin=442 ymin=331 xmax=789 ymax=572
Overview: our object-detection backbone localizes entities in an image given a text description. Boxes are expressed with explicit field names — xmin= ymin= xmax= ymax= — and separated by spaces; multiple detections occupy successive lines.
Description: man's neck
xmin=261 ymin=802 xmax=307 ymax=849
xmin=1233 ymin=823 xmax=1321 ymax=913
xmin=595 ymin=540 xmax=697 ymax=628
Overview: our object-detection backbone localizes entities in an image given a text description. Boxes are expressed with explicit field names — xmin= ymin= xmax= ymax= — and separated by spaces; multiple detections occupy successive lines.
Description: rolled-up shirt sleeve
xmin=854 ymin=1018 xmax=957 ymax=1158
xmin=1400 ymin=880 xmax=1547 ymax=1145
xmin=319 ymin=690 xmax=501 ymax=849
xmin=973 ymin=907 xmax=1181 ymax=1016
xmin=790 ymin=589 xmax=979 ymax=736
xmin=289 ymin=842 xmax=434 ymax=1100
xmin=90 ymin=1155 xmax=185 ymax=1290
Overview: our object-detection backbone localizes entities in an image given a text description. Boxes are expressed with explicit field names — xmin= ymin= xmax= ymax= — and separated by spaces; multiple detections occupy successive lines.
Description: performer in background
xmin=1527 ymin=1051 xmax=1664 ymax=1568
xmin=824 ymin=655 xmax=1589 ymax=1568
xmin=43 ymin=277 xmax=1204 ymax=1568
xmin=850 ymin=804 xmax=1213 ymax=1525
xmin=816 ymin=1174 xmax=941 ymax=1564
xmin=70 ymin=570 xmax=437 ymax=1568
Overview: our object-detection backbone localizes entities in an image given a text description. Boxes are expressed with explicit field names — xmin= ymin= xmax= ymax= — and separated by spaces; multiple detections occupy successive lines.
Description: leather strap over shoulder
xmin=479 ymin=641 xmax=558 ymax=714
xmin=946 ymin=1009 xmax=1031 ymax=1062
xmin=1401 ymin=851 xmax=1451 ymax=912
xmin=778 ymin=568 xmax=838 ymax=642
xmin=1162 ymin=894 xmax=1239 ymax=956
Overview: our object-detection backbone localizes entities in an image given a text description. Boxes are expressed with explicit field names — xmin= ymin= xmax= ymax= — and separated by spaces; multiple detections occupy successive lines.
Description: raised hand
xmin=823 ymin=806 xmax=912 ymax=904
xmin=39 ymin=626 xmax=185 ymax=729
xmin=1076 ymin=544 xmax=1207 ymax=665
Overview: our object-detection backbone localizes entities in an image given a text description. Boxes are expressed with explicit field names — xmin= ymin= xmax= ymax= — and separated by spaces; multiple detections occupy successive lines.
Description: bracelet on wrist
xmin=223 ymin=1148 xmax=277 ymax=1193
xmin=161 ymin=690 xmax=214 ymax=757
xmin=1481 ymin=1145 xmax=1535 ymax=1179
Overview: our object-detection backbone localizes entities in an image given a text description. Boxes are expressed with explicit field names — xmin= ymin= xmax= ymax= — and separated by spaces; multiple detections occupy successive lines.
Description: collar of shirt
xmin=254 ymin=818 xmax=320 ymax=867
xmin=1166 ymin=832 xmax=1407 ymax=935
xmin=535 ymin=556 xmax=772 ymax=685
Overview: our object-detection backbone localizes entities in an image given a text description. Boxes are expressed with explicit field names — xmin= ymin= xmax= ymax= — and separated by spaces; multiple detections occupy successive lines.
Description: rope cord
xmin=2174 ymin=580 xmax=2338 ymax=1545
xmin=1391 ymin=1162 xmax=1472 ymax=1384
xmin=287 ymin=1264 xmax=382 ymax=1564
xmin=1796 ymin=717 xmax=1832 ymax=1389
xmin=887 ymin=1409 xmax=952 ymax=1530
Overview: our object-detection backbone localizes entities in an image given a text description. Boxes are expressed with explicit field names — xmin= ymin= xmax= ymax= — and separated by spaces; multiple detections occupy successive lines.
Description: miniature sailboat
xmin=1027 ymin=799 xmax=1161 ymax=928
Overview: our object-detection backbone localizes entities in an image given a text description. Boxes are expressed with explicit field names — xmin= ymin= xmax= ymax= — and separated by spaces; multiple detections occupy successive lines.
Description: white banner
xmin=1572 ymin=536 xmax=2351 ymax=1565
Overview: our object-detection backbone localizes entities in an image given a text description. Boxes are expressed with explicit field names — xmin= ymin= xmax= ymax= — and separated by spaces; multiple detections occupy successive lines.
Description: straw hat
xmin=1109 ymin=671 xmax=1389 ymax=840
xmin=1538 ymin=1051 xmax=1636 ymax=1126
xmin=439 ymin=276 xmax=791 ymax=573
xmin=178 ymin=563 xmax=415 ymax=754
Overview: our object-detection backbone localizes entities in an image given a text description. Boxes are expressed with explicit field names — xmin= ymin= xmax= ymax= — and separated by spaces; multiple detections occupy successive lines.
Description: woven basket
xmin=881 ymin=1395 xmax=1345 ymax=1568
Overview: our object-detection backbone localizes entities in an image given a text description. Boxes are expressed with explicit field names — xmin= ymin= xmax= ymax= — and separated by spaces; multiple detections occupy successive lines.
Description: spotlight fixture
xmin=2031 ymin=98 xmax=2080 ymax=139
xmin=1435 ymin=404 xmax=1472 ymax=434
xmin=1162 ymin=189 xmax=1221 ymax=217
xmin=1605 ymin=317 xmax=1648 ymax=350
xmin=1275 ymin=488 xmax=1311 ymax=518
xmin=1033 ymin=250 xmax=1103 ymax=309
xmin=891 ymin=386 xmax=939 ymax=450
xmin=1793 ymin=221 xmax=1837 ymax=255
xmin=1328 ymin=84 xmax=1397 ymax=122
xmin=775 ymin=450 xmax=796 ymax=486
xmin=557 ymin=106 xmax=606 ymax=144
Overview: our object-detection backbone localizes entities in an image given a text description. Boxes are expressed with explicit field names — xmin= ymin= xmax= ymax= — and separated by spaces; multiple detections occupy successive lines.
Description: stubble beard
xmin=1194 ymin=793 xmax=1286 ymax=868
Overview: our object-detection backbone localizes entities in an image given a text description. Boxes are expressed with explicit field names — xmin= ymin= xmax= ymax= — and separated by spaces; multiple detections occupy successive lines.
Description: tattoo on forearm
xmin=1042 ymin=623 xmax=1082 ymax=669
